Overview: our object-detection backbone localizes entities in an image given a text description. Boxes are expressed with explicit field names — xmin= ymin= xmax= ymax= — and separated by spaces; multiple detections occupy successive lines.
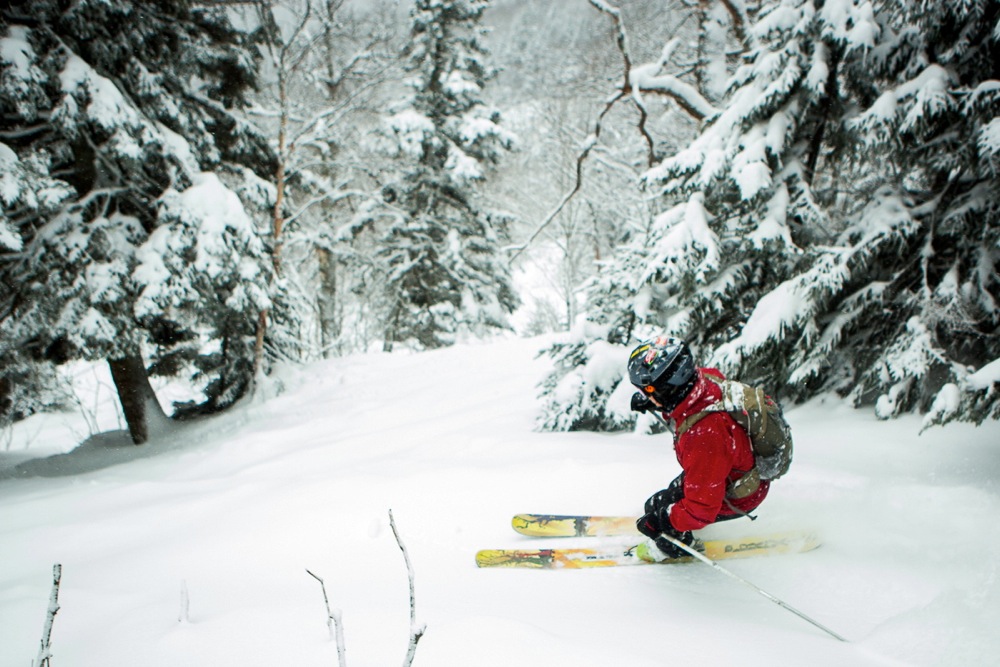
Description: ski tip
xmin=476 ymin=548 xmax=551 ymax=569
xmin=474 ymin=549 xmax=494 ymax=568
xmin=510 ymin=513 xmax=568 ymax=537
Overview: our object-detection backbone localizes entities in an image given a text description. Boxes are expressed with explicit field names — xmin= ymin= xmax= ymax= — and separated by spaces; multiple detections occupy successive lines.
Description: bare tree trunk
xmin=253 ymin=0 xmax=304 ymax=379
xmin=317 ymin=247 xmax=340 ymax=356
xmin=804 ymin=45 xmax=841 ymax=186
xmin=108 ymin=353 xmax=169 ymax=444
xmin=254 ymin=68 xmax=288 ymax=379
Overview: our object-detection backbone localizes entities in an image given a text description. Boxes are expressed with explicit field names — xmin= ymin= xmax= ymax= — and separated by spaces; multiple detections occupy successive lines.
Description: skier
xmin=627 ymin=336 xmax=776 ymax=562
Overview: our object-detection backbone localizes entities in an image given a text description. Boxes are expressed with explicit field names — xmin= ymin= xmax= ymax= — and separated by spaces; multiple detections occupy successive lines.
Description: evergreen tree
xmin=853 ymin=0 xmax=1000 ymax=426
xmin=377 ymin=0 xmax=518 ymax=350
xmin=0 ymin=1 xmax=275 ymax=441
xmin=538 ymin=0 xmax=1000 ymax=430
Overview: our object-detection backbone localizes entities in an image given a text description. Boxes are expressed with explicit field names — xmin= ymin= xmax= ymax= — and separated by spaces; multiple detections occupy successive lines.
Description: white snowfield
xmin=1 ymin=335 xmax=998 ymax=666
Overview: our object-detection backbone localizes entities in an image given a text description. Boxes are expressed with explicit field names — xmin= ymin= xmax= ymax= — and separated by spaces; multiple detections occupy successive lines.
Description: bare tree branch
xmin=35 ymin=564 xmax=62 ymax=667
xmin=507 ymin=91 xmax=625 ymax=263
xmin=389 ymin=510 xmax=424 ymax=667
xmin=718 ymin=0 xmax=750 ymax=49
xmin=306 ymin=569 xmax=348 ymax=667
xmin=508 ymin=0 xmax=720 ymax=262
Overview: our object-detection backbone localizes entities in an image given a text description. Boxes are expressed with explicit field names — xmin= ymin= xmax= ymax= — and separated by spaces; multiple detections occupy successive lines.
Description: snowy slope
xmin=1 ymin=336 xmax=998 ymax=666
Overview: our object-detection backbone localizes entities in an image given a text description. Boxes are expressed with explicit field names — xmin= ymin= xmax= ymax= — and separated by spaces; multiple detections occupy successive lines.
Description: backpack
xmin=675 ymin=377 xmax=793 ymax=482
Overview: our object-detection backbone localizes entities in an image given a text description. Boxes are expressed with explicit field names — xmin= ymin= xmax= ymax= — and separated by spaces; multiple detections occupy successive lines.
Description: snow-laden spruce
xmin=538 ymin=0 xmax=1000 ymax=431
xmin=369 ymin=0 xmax=519 ymax=351
xmin=0 ymin=1 xmax=275 ymax=440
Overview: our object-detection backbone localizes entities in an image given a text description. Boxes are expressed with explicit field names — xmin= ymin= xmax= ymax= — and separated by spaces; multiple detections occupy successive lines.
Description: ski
xmin=511 ymin=513 xmax=641 ymax=537
xmin=476 ymin=530 xmax=820 ymax=569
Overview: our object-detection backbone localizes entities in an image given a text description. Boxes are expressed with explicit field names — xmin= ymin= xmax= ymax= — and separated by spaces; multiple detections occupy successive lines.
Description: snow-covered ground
xmin=1 ymin=335 xmax=998 ymax=666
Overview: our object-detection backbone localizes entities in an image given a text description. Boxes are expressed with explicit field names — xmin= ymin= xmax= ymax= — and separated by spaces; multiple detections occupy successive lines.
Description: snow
xmin=444 ymin=143 xmax=483 ymax=181
xmin=750 ymin=181 xmax=793 ymax=247
xmin=650 ymin=193 xmax=720 ymax=283
xmin=0 ymin=144 xmax=25 ymax=251
xmin=0 ymin=143 xmax=21 ymax=203
xmin=0 ymin=25 xmax=34 ymax=74
xmin=135 ymin=172 xmax=267 ymax=313
xmin=923 ymin=383 xmax=961 ymax=427
xmin=732 ymin=124 xmax=771 ymax=200
xmin=856 ymin=65 xmax=954 ymax=138
xmin=629 ymin=40 xmax=718 ymax=120
xmin=805 ymin=41 xmax=830 ymax=93
xmin=968 ymin=357 xmax=1000 ymax=390
xmin=2 ymin=336 xmax=999 ymax=666
xmin=978 ymin=117 xmax=1000 ymax=158
xmin=819 ymin=0 xmax=879 ymax=53
xmin=59 ymin=54 xmax=141 ymax=132
xmin=390 ymin=109 xmax=435 ymax=158
xmin=444 ymin=70 xmax=480 ymax=96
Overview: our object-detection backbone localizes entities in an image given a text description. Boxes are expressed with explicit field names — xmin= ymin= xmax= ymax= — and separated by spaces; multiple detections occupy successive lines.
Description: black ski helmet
xmin=627 ymin=337 xmax=697 ymax=411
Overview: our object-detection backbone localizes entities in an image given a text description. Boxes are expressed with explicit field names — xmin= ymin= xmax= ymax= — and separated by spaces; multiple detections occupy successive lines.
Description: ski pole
xmin=659 ymin=533 xmax=848 ymax=642
xmin=647 ymin=410 xmax=672 ymax=430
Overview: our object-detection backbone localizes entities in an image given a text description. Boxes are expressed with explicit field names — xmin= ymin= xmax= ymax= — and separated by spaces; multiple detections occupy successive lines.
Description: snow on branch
xmin=629 ymin=39 xmax=718 ymax=122
xmin=645 ymin=193 xmax=720 ymax=286
xmin=852 ymin=64 xmax=954 ymax=141
xmin=719 ymin=0 xmax=751 ymax=49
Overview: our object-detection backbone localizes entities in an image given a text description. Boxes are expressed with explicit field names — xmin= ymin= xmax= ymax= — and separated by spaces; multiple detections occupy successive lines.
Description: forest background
xmin=1 ymin=0 xmax=998 ymax=444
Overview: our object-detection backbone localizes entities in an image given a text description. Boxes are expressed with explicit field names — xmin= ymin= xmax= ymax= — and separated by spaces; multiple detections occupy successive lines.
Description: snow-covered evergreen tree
xmin=538 ymin=0 xmax=1000 ymax=431
xmin=376 ymin=0 xmax=518 ymax=350
xmin=0 ymin=1 xmax=275 ymax=440
xmin=855 ymin=0 xmax=1000 ymax=426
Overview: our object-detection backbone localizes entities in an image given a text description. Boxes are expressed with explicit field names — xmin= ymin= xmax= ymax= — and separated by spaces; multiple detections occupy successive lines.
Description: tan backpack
xmin=676 ymin=377 xmax=793 ymax=484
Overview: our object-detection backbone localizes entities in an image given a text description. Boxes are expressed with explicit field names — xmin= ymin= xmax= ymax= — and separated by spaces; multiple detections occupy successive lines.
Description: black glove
xmin=630 ymin=392 xmax=654 ymax=413
xmin=636 ymin=506 xmax=695 ymax=559
xmin=643 ymin=474 xmax=685 ymax=514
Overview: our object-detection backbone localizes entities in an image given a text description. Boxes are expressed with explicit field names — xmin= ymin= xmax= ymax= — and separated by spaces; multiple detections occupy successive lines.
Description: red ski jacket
xmin=665 ymin=367 xmax=769 ymax=532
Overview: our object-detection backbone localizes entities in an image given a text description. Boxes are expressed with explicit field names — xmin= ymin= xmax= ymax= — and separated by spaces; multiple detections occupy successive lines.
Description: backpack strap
xmin=673 ymin=397 xmax=761 ymax=501
xmin=728 ymin=466 xmax=761 ymax=499
xmin=676 ymin=408 xmax=715 ymax=436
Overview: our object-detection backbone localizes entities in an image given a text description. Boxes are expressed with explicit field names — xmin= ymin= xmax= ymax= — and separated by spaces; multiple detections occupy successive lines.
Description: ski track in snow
xmin=1 ymin=336 xmax=998 ymax=666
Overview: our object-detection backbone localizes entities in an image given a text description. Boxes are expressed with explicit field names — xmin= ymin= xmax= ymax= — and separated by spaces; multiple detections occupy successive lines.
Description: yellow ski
xmin=511 ymin=513 xmax=640 ymax=537
xmin=476 ymin=530 xmax=820 ymax=569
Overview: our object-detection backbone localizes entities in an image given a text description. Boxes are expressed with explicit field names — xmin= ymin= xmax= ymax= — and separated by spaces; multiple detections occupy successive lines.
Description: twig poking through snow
xmin=306 ymin=569 xmax=347 ymax=667
xmin=389 ymin=509 xmax=425 ymax=667
xmin=35 ymin=563 xmax=62 ymax=667
xmin=179 ymin=580 xmax=190 ymax=623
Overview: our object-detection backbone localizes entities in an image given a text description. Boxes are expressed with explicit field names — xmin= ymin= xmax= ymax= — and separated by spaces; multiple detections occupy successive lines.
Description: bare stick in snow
xmin=306 ymin=569 xmax=347 ymax=667
xmin=179 ymin=580 xmax=190 ymax=623
xmin=35 ymin=563 xmax=62 ymax=667
xmin=389 ymin=510 xmax=425 ymax=667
